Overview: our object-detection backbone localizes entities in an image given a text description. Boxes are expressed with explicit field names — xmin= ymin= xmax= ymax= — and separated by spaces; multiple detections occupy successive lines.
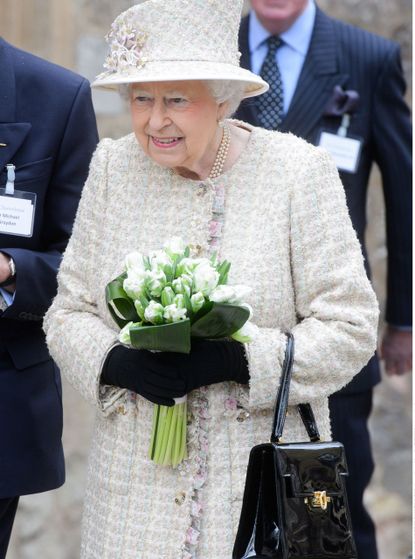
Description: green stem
xmin=157 ymin=405 xmax=174 ymax=465
xmin=162 ymin=405 xmax=178 ymax=466
xmin=149 ymin=404 xmax=161 ymax=461
xmin=153 ymin=405 xmax=168 ymax=463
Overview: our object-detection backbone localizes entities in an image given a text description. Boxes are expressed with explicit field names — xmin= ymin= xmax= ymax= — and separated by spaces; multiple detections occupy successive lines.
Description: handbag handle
xmin=270 ymin=333 xmax=321 ymax=443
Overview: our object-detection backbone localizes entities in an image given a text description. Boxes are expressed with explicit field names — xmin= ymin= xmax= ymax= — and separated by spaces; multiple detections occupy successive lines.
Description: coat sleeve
xmin=371 ymin=44 xmax=412 ymax=327
xmin=1 ymin=79 xmax=98 ymax=321
xmin=244 ymin=147 xmax=379 ymax=410
xmin=44 ymin=139 xmax=125 ymax=416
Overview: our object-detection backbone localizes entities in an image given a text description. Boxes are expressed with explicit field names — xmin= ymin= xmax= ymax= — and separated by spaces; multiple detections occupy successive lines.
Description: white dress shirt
xmin=0 ymin=287 xmax=14 ymax=306
xmin=249 ymin=0 xmax=316 ymax=114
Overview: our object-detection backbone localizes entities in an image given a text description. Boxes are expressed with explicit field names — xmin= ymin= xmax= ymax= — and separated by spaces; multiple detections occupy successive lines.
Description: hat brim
xmin=91 ymin=60 xmax=269 ymax=99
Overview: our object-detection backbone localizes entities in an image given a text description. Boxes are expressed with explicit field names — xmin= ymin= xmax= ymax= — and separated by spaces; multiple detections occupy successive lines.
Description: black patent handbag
xmin=232 ymin=333 xmax=357 ymax=559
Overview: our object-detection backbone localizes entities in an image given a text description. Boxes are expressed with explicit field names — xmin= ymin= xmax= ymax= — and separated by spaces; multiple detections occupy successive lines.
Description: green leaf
xmin=139 ymin=294 xmax=150 ymax=309
xmin=190 ymin=300 xmax=213 ymax=324
xmin=161 ymin=286 xmax=174 ymax=307
xmin=129 ymin=319 xmax=191 ymax=353
xmin=218 ymin=261 xmax=231 ymax=285
xmin=184 ymin=246 xmax=190 ymax=257
xmin=190 ymin=303 xmax=249 ymax=338
xmin=182 ymin=291 xmax=193 ymax=318
xmin=143 ymin=256 xmax=151 ymax=270
xmin=134 ymin=300 xmax=146 ymax=321
xmin=163 ymin=264 xmax=174 ymax=284
xmin=106 ymin=278 xmax=139 ymax=328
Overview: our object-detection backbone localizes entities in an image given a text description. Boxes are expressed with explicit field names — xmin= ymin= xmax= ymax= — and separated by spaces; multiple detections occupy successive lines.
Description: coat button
xmin=174 ymin=491 xmax=186 ymax=505
xmin=236 ymin=410 xmax=250 ymax=423
xmin=197 ymin=184 xmax=208 ymax=197
xmin=116 ymin=405 xmax=127 ymax=415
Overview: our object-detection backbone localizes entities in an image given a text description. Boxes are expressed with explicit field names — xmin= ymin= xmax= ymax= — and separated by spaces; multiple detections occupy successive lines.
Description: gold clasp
xmin=304 ymin=490 xmax=331 ymax=511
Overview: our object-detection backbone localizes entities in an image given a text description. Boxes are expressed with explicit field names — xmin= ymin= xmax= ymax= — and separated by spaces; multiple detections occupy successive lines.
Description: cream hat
xmin=92 ymin=0 xmax=268 ymax=99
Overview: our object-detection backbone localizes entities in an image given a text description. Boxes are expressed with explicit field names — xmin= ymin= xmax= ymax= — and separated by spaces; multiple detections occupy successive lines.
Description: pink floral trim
xmin=224 ymin=396 xmax=238 ymax=413
xmin=182 ymin=179 xmax=226 ymax=558
xmin=181 ymin=387 xmax=209 ymax=558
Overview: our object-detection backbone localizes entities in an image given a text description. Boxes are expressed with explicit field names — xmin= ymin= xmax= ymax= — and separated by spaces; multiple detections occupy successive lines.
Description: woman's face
xmin=130 ymin=80 xmax=226 ymax=176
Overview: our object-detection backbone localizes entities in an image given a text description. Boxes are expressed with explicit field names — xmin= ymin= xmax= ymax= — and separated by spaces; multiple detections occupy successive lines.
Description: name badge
xmin=318 ymin=114 xmax=362 ymax=174
xmin=0 ymin=164 xmax=36 ymax=237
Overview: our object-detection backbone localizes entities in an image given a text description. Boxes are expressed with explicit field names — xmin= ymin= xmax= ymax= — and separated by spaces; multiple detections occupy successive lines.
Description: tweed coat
xmin=44 ymin=123 xmax=378 ymax=558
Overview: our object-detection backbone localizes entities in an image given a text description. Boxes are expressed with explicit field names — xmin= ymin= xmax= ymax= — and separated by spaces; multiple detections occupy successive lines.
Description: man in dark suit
xmin=0 ymin=38 xmax=98 ymax=557
xmin=236 ymin=2 xmax=412 ymax=558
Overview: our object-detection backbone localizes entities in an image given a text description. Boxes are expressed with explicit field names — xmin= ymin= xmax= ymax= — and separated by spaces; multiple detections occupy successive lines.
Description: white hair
xmin=204 ymin=80 xmax=246 ymax=117
xmin=118 ymin=80 xmax=246 ymax=117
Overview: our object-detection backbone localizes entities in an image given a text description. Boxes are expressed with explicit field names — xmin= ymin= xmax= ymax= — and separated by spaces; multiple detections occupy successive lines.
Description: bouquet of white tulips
xmin=106 ymin=237 xmax=252 ymax=467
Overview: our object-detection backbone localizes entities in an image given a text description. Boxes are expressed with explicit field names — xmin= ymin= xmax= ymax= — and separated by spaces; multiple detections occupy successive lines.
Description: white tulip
xmin=209 ymin=284 xmax=235 ymax=303
xmin=172 ymin=277 xmax=191 ymax=296
xmin=125 ymin=251 xmax=145 ymax=274
xmin=176 ymin=257 xmax=209 ymax=276
xmin=119 ymin=322 xmax=133 ymax=345
xmin=149 ymin=249 xmax=173 ymax=270
xmin=230 ymin=285 xmax=252 ymax=304
xmin=231 ymin=321 xmax=257 ymax=344
xmin=163 ymin=304 xmax=187 ymax=323
xmin=163 ymin=236 xmax=185 ymax=257
xmin=145 ymin=269 xmax=167 ymax=297
xmin=210 ymin=284 xmax=252 ymax=305
xmin=173 ymin=294 xmax=185 ymax=309
xmin=191 ymin=291 xmax=205 ymax=313
xmin=176 ymin=257 xmax=197 ymax=276
xmin=123 ymin=272 xmax=145 ymax=300
xmin=193 ymin=263 xmax=219 ymax=296
xmin=144 ymin=301 xmax=164 ymax=324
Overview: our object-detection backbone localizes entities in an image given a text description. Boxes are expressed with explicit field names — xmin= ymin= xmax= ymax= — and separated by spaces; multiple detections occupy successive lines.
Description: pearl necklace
xmin=209 ymin=122 xmax=231 ymax=179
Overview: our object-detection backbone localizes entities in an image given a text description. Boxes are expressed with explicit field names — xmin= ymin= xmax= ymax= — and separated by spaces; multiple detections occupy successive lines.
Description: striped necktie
xmin=257 ymin=35 xmax=284 ymax=130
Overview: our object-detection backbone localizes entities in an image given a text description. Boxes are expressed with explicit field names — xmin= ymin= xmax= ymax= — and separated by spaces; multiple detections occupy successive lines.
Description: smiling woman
xmin=43 ymin=0 xmax=379 ymax=557
xmin=130 ymin=81 xmax=234 ymax=180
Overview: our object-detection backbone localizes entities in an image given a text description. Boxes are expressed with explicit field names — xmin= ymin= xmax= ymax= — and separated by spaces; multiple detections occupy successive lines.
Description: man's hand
xmin=0 ymin=252 xmax=10 ymax=283
xmin=0 ymin=252 xmax=15 ymax=293
xmin=380 ymin=325 xmax=412 ymax=376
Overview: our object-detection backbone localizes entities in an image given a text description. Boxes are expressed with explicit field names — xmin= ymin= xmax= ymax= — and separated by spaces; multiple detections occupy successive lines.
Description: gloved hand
xmin=159 ymin=338 xmax=250 ymax=394
xmin=101 ymin=339 xmax=250 ymax=407
xmin=101 ymin=345 xmax=186 ymax=406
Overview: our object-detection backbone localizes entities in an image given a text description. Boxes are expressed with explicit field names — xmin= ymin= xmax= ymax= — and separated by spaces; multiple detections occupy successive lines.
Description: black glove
xmin=101 ymin=340 xmax=250 ymax=407
xmin=101 ymin=345 xmax=186 ymax=406
xmin=158 ymin=339 xmax=250 ymax=394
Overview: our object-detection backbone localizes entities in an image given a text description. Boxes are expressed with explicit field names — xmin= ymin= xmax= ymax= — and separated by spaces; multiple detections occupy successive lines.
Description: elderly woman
xmin=44 ymin=0 xmax=378 ymax=557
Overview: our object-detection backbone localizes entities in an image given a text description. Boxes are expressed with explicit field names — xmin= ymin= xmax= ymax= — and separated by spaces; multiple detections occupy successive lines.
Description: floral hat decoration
xmin=92 ymin=0 xmax=268 ymax=99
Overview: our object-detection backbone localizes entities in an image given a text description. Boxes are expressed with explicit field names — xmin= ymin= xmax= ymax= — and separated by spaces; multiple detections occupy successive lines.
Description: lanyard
xmin=5 ymin=164 xmax=15 ymax=195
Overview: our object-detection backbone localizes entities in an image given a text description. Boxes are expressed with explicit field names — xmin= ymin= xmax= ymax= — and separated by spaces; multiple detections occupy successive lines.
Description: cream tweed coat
xmin=44 ymin=124 xmax=379 ymax=559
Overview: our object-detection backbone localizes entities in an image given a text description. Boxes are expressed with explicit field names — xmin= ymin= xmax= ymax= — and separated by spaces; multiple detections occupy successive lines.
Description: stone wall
xmin=1 ymin=1 xmax=411 ymax=558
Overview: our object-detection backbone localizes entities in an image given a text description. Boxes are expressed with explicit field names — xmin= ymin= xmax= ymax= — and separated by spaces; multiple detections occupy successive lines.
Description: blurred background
xmin=0 ymin=1 xmax=412 ymax=558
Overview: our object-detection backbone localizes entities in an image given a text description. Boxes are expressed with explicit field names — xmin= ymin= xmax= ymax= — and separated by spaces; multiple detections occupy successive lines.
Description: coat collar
xmin=0 ymin=38 xmax=32 ymax=169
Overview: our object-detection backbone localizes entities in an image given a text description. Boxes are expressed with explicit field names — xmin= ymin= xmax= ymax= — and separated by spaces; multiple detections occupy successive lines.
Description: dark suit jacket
xmin=236 ymin=9 xmax=412 ymax=393
xmin=0 ymin=38 xmax=98 ymax=497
